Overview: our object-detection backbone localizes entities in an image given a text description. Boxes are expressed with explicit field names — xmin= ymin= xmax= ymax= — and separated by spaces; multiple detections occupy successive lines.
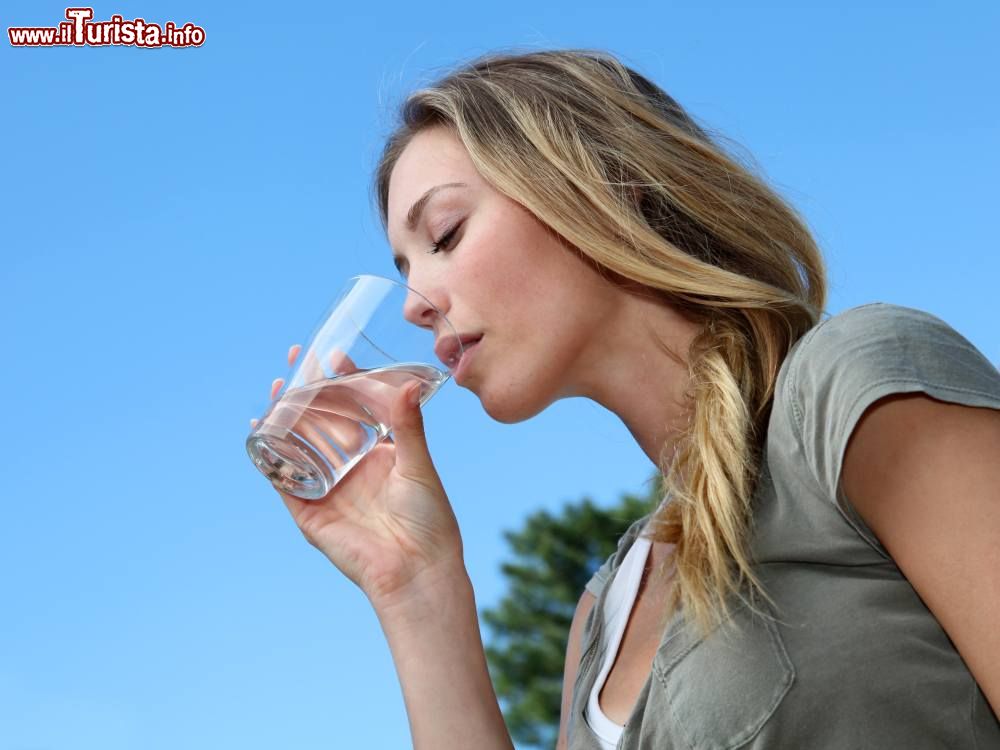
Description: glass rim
xmin=345 ymin=272 xmax=457 ymax=334
xmin=330 ymin=273 xmax=464 ymax=366
xmin=347 ymin=272 xmax=442 ymax=310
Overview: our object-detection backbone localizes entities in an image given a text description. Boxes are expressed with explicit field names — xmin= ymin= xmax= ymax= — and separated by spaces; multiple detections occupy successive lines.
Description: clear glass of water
xmin=246 ymin=274 xmax=464 ymax=501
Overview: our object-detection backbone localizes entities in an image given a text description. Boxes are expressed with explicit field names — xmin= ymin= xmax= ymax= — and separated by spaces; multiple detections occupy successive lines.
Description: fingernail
xmin=409 ymin=384 xmax=422 ymax=407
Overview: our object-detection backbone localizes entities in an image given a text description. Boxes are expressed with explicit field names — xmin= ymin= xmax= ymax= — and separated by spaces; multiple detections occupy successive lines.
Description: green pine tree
xmin=481 ymin=472 xmax=664 ymax=749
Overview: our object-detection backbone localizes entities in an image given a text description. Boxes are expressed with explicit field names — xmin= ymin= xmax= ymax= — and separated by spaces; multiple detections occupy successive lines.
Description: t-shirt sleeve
xmin=584 ymin=552 xmax=616 ymax=599
xmin=787 ymin=302 xmax=1000 ymax=509
xmin=583 ymin=513 xmax=652 ymax=599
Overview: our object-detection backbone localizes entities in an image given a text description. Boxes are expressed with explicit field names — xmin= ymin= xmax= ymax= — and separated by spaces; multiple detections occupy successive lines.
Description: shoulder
xmin=784 ymin=300 xmax=998 ymax=420
xmin=776 ymin=301 xmax=1000 ymax=505
xmin=784 ymin=301 xmax=992 ymax=397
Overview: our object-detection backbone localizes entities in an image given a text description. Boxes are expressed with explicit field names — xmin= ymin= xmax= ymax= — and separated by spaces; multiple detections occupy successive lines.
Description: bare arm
xmin=268 ymin=347 xmax=515 ymax=747
xmin=841 ymin=393 xmax=1000 ymax=714
xmin=374 ymin=561 xmax=515 ymax=750
xmin=556 ymin=589 xmax=597 ymax=750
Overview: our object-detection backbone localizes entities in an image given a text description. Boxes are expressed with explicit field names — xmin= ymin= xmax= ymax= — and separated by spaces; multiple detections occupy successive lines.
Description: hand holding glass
xmin=246 ymin=274 xmax=463 ymax=500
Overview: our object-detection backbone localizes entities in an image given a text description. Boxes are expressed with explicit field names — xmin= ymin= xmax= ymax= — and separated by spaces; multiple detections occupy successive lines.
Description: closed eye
xmin=429 ymin=221 xmax=461 ymax=255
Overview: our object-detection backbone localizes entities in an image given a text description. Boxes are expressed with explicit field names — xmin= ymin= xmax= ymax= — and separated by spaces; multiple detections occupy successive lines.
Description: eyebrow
xmin=392 ymin=182 xmax=468 ymax=277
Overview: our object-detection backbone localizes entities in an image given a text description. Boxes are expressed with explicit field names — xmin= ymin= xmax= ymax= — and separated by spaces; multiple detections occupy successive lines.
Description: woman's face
xmin=385 ymin=125 xmax=632 ymax=424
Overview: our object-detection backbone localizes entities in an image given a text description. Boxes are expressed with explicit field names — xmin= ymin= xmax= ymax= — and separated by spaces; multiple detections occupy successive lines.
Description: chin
xmin=477 ymin=377 xmax=561 ymax=425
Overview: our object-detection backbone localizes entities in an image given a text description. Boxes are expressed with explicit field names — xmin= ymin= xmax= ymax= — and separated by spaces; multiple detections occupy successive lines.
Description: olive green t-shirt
xmin=569 ymin=302 xmax=1000 ymax=749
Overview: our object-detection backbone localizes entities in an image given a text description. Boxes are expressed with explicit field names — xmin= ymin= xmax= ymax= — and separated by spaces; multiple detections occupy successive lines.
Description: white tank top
xmin=582 ymin=529 xmax=655 ymax=749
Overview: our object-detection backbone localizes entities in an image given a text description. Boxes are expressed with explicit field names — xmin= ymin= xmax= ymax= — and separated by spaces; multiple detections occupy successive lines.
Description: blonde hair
xmin=373 ymin=48 xmax=827 ymax=634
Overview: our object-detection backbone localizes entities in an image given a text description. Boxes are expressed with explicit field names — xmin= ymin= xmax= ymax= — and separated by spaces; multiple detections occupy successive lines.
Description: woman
xmin=264 ymin=49 xmax=1000 ymax=748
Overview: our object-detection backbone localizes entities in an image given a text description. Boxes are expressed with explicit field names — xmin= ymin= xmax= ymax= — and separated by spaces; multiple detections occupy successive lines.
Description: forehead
xmin=386 ymin=127 xmax=476 ymax=238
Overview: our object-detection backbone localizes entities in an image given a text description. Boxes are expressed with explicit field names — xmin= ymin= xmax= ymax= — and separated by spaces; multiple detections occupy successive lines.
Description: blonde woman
xmin=267 ymin=49 xmax=1000 ymax=748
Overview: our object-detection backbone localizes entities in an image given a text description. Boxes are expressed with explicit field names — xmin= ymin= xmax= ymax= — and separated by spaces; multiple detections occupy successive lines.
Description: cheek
xmin=473 ymin=262 xmax=595 ymax=380
xmin=461 ymin=215 xmax=602 ymax=387
xmin=487 ymin=306 xmax=582 ymax=398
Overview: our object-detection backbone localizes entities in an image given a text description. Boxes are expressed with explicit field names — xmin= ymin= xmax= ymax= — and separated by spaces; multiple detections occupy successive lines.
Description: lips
xmin=435 ymin=333 xmax=483 ymax=371
xmin=454 ymin=337 xmax=483 ymax=383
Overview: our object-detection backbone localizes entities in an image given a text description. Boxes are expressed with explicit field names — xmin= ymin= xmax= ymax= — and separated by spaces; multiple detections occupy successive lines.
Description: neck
xmin=574 ymin=291 xmax=700 ymax=471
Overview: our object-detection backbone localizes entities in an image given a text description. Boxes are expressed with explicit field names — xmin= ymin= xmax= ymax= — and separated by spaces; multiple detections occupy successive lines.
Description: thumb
xmin=389 ymin=383 xmax=436 ymax=481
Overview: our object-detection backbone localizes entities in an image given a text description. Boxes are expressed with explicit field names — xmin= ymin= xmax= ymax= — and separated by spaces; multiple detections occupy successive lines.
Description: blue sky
xmin=2 ymin=1 xmax=997 ymax=748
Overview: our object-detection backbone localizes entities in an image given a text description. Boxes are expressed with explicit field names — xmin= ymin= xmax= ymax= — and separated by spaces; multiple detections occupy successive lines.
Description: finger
xmin=297 ymin=423 xmax=348 ymax=470
xmin=328 ymin=347 xmax=360 ymax=376
xmin=250 ymin=418 xmax=259 ymax=429
xmin=271 ymin=377 xmax=284 ymax=401
xmin=268 ymin=389 xmax=367 ymax=470
xmin=275 ymin=486 xmax=311 ymax=525
xmin=389 ymin=382 xmax=436 ymax=483
xmin=288 ymin=343 xmax=302 ymax=367
xmin=298 ymin=348 xmax=326 ymax=383
xmin=304 ymin=387 xmax=372 ymax=456
xmin=294 ymin=410 xmax=362 ymax=470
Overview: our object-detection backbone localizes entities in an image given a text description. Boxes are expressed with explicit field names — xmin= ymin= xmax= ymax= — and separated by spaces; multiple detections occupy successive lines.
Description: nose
xmin=401 ymin=281 xmax=448 ymax=336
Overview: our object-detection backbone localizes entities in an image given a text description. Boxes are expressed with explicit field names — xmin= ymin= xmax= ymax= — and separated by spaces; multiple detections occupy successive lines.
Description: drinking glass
xmin=245 ymin=274 xmax=463 ymax=501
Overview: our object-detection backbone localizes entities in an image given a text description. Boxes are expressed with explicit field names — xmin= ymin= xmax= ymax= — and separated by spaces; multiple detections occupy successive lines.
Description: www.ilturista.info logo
xmin=8 ymin=7 xmax=205 ymax=48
